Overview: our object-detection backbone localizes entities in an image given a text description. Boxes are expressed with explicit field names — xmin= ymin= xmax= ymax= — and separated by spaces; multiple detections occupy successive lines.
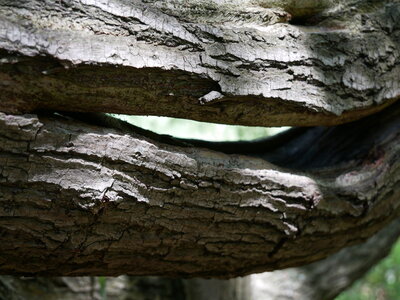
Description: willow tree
xmin=0 ymin=0 xmax=399 ymax=299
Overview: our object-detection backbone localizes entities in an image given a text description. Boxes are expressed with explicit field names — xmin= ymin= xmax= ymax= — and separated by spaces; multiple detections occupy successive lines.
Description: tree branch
xmin=0 ymin=0 xmax=399 ymax=126
xmin=0 ymin=102 xmax=398 ymax=277
xmin=1 ymin=186 xmax=400 ymax=300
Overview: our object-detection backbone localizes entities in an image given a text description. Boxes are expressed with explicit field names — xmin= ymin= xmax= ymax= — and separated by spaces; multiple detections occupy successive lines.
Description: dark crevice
xmin=268 ymin=237 xmax=287 ymax=258
xmin=288 ymin=13 xmax=328 ymax=26
xmin=57 ymin=100 xmax=399 ymax=172
xmin=182 ymin=102 xmax=400 ymax=170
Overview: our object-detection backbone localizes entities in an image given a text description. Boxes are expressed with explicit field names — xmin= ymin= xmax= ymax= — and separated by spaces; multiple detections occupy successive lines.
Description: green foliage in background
xmin=98 ymin=276 xmax=107 ymax=300
xmin=108 ymin=114 xmax=400 ymax=300
xmin=336 ymin=242 xmax=400 ymax=300
xmin=113 ymin=115 xmax=288 ymax=141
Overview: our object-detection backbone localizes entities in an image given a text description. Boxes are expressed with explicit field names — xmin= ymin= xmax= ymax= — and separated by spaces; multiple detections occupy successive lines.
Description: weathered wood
xmin=0 ymin=0 xmax=399 ymax=126
xmin=0 ymin=102 xmax=398 ymax=277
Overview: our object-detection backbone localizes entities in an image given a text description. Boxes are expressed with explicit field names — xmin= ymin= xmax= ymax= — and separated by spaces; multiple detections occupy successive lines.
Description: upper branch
xmin=0 ymin=0 xmax=399 ymax=126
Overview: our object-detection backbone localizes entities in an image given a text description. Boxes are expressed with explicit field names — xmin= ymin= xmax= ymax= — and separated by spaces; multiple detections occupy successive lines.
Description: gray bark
xmin=0 ymin=0 xmax=400 ymax=298
xmin=0 ymin=0 xmax=399 ymax=126
xmin=0 ymin=103 xmax=398 ymax=277
xmin=1 ymin=217 xmax=400 ymax=300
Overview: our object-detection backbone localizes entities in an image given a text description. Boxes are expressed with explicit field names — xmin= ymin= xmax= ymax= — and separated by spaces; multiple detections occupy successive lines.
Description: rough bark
xmin=186 ymin=217 xmax=400 ymax=300
xmin=1 ymin=217 xmax=399 ymax=300
xmin=0 ymin=101 xmax=398 ymax=277
xmin=0 ymin=0 xmax=399 ymax=126
xmin=1 ymin=4 xmax=400 ymax=300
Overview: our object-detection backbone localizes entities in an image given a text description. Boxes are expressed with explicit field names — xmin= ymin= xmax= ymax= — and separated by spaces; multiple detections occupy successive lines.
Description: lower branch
xmin=1 ymin=217 xmax=399 ymax=300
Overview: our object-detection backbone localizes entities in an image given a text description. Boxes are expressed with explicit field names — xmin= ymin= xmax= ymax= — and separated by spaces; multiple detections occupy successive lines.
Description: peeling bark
xmin=0 ymin=102 xmax=398 ymax=277
xmin=0 ymin=0 xmax=399 ymax=126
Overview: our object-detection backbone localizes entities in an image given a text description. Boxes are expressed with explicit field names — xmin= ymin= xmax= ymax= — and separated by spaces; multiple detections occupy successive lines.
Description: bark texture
xmin=0 ymin=102 xmax=398 ymax=277
xmin=187 ymin=217 xmax=400 ymax=300
xmin=0 ymin=0 xmax=399 ymax=126
xmin=1 ymin=217 xmax=400 ymax=300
